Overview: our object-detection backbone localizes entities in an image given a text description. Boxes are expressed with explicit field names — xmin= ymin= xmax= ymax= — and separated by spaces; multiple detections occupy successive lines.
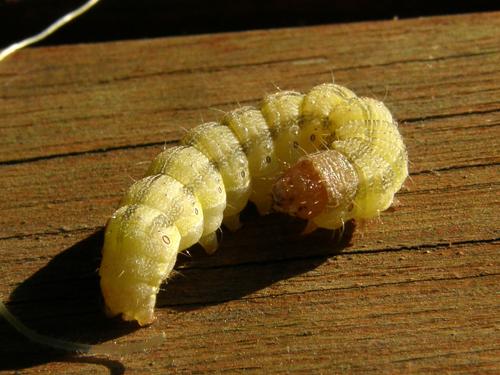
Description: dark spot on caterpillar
xmin=241 ymin=170 xmax=245 ymax=178
xmin=293 ymin=141 xmax=299 ymax=148
xmin=266 ymin=156 xmax=272 ymax=164
xmin=348 ymin=203 xmax=354 ymax=211
xmin=162 ymin=235 xmax=171 ymax=245
xmin=269 ymin=127 xmax=279 ymax=139
xmin=240 ymin=141 xmax=250 ymax=155
xmin=194 ymin=208 xmax=199 ymax=215
xmin=218 ymin=186 xmax=223 ymax=193
xmin=183 ymin=185 xmax=195 ymax=195
xmin=310 ymin=134 xmax=316 ymax=142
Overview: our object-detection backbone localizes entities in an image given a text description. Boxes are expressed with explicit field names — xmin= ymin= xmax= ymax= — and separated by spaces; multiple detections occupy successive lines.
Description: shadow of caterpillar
xmin=100 ymin=83 xmax=409 ymax=325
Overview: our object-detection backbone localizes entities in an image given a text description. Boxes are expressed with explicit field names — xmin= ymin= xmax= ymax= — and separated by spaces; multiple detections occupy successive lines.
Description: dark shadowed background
xmin=1 ymin=0 xmax=498 ymax=47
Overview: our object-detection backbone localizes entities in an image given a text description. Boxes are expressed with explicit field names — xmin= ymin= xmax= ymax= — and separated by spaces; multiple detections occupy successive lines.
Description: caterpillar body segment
xmin=330 ymin=97 xmax=408 ymax=190
xmin=99 ymin=83 xmax=409 ymax=325
xmin=146 ymin=145 xmax=226 ymax=252
xmin=260 ymin=90 xmax=304 ymax=168
xmin=119 ymin=174 xmax=203 ymax=251
xmin=298 ymin=84 xmax=357 ymax=154
xmin=180 ymin=122 xmax=251 ymax=229
xmin=222 ymin=107 xmax=281 ymax=215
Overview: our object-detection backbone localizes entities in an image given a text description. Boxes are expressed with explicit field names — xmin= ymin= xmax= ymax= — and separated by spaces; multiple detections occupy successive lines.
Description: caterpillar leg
xmin=302 ymin=220 xmax=318 ymax=235
xmin=250 ymin=177 xmax=275 ymax=215
xmin=199 ymin=232 xmax=219 ymax=254
xmin=223 ymin=214 xmax=242 ymax=231
xmin=332 ymin=220 xmax=346 ymax=244
xmin=253 ymin=199 xmax=273 ymax=216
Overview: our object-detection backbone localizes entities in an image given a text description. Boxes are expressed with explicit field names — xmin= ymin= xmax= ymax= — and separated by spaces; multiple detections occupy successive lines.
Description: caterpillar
xmin=99 ymin=83 xmax=408 ymax=326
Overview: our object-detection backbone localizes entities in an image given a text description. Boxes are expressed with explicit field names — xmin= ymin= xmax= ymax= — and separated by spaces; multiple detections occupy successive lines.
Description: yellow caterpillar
xmin=100 ymin=83 xmax=408 ymax=325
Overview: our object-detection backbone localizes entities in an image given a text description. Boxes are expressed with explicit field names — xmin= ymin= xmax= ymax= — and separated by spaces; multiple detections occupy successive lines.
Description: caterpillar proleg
xmin=100 ymin=83 xmax=409 ymax=325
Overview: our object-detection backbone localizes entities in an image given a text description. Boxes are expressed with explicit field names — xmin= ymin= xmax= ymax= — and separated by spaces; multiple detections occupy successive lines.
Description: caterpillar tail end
xmin=99 ymin=205 xmax=181 ymax=326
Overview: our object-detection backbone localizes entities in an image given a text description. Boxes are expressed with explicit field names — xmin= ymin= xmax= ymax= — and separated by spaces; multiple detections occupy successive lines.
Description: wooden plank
xmin=0 ymin=11 xmax=499 ymax=374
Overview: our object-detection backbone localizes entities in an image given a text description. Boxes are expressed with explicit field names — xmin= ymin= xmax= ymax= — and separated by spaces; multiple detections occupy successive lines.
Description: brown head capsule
xmin=272 ymin=158 xmax=328 ymax=219
xmin=273 ymin=150 xmax=359 ymax=221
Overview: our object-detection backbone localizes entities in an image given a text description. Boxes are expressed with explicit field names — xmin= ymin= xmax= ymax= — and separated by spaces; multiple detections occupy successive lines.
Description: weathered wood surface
xmin=0 ymin=11 xmax=499 ymax=374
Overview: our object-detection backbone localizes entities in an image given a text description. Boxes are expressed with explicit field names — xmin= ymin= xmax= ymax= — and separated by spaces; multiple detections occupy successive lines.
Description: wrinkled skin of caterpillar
xmin=99 ymin=83 xmax=409 ymax=325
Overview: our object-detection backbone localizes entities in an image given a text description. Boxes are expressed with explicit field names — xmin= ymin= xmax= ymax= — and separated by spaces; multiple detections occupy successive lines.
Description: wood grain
xmin=0 ymin=11 xmax=499 ymax=374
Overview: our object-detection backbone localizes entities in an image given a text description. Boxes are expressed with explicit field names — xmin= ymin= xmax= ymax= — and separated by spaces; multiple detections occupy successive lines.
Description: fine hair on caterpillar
xmin=100 ymin=82 xmax=408 ymax=326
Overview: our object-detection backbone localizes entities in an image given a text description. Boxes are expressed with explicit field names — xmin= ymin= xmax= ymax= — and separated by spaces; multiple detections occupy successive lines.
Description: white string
xmin=0 ymin=0 xmax=102 ymax=62
xmin=0 ymin=301 xmax=166 ymax=355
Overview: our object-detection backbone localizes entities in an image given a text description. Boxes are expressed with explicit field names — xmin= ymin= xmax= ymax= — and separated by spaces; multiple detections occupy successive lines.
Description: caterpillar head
xmin=272 ymin=158 xmax=328 ymax=220
xmin=272 ymin=150 xmax=359 ymax=221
